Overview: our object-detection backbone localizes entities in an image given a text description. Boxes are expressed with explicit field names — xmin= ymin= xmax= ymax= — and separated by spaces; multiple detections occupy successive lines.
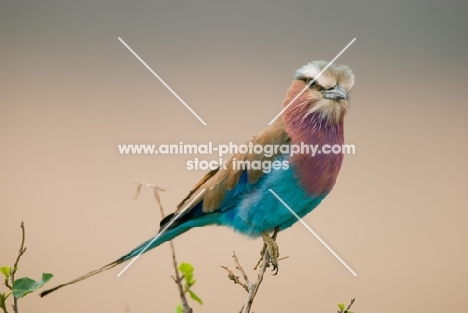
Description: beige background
xmin=1 ymin=1 xmax=467 ymax=312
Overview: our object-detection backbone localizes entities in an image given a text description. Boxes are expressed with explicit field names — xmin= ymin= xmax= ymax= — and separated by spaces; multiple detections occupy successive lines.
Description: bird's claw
xmin=254 ymin=231 xmax=280 ymax=274
xmin=264 ymin=233 xmax=279 ymax=275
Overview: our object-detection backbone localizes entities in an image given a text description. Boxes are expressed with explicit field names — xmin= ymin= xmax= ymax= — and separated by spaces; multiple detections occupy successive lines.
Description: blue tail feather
xmin=123 ymin=211 xmax=221 ymax=260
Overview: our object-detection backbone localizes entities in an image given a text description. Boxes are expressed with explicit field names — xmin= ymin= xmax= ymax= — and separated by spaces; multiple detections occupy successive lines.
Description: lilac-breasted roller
xmin=41 ymin=60 xmax=355 ymax=297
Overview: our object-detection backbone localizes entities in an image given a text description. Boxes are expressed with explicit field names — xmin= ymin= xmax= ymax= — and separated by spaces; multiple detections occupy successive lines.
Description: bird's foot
xmin=254 ymin=227 xmax=280 ymax=274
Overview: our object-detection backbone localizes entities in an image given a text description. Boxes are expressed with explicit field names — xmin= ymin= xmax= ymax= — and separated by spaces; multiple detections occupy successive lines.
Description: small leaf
xmin=0 ymin=291 xmax=12 ymax=302
xmin=179 ymin=262 xmax=194 ymax=285
xmin=188 ymin=290 xmax=203 ymax=305
xmin=0 ymin=266 xmax=11 ymax=279
xmin=338 ymin=303 xmax=345 ymax=311
xmin=12 ymin=273 xmax=53 ymax=298
xmin=179 ymin=263 xmax=194 ymax=275
xmin=174 ymin=304 xmax=183 ymax=313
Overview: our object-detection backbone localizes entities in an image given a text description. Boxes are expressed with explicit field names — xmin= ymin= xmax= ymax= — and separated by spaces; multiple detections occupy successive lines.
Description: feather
xmin=175 ymin=118 xmax=290 ymax=214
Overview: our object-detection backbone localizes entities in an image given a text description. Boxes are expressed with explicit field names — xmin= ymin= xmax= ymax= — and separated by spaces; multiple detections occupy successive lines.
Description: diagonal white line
xmin=117 ymin=189 xmax=206 ymax=277
xmin=118 ymin=37 xmax=207 ymax=126
xmin=268 ymin=38 xmax=356 ymax=126
xmin=268 ymin=189 xmax=357 ymax=276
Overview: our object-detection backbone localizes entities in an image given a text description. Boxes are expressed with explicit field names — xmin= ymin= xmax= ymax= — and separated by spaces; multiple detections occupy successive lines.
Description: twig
xmin=344 ymin=298 xmax=355 ymax=313
xmin=232 ymin=252 xmax=250 ymax=286
xmin=337 ymin=298 xmax=356 ymax=313
xmin=0 ymin=293 xmax=9 ymax=313
xmin=9 ymin=222 xmax=26 ymax=313
xmin=241 ymin=247 xmax=270 ymax=313
xmin=222 ymin=228 xmax=280 ymax=313
xmin=132 ymin=179 xmax=165 ymax=202
xmin=220 ymin=253 xmax=248 ymax=292
xmin=243 ymin=227 xmax=280 ymax=313
xmin=170 ymin=240 xmax=192 ymax=313
xmin=133 ymin=180 xmax=192 ymax=313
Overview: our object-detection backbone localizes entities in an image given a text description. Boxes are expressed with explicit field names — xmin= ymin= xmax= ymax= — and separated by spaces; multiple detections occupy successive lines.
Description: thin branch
xmin=222 ymin=228 xmax=281 ymax=313
xmin=0 ymin=294 xmax=8 ymax=313
xmin=241 ymin=247 xmax=270 ymax=313
xmin=170 ymin=240 xmax=192 ymax=313
xmin=242 ymin=227 xmax=281 ymax=313
xmin=10 ymin=222 xmax=26 ymax=313
xmin=345 ymin=298 xmax=355 ymax=311
xmin=134 ymin=183 xmax=142 ymax=199
xmin=4 ymin=279 xmax=11 ymax=291
xmin=133 ymin=180 xmax=192 ymax=313
xmin=232 ymin=252 xmax=250 ymax=286
xmin=11 ymin=222 xmax=26 ymax=278
xmin=344 ymin=298 xmax=355 ymax=313
xmin=220 ymin=253 xmax=249 ymax=292
xmin=220 ymin=265 xmax=248 ymax=292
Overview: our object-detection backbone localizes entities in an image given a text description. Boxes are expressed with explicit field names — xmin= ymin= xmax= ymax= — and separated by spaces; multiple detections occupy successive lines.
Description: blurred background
xmin=1 ymin=1 xmax=467 ymax=312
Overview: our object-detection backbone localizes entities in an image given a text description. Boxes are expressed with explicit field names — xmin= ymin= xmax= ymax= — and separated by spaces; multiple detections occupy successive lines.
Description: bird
xmin=40 ymin=60 xmax=355 ymax=297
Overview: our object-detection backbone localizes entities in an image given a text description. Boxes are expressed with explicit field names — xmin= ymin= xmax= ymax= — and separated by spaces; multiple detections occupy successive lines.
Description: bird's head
xmin=283 ymin=60 xmax=355 ymax=126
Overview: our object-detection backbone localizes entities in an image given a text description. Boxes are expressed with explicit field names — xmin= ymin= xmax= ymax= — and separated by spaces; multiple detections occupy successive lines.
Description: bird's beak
xmin=322 ymin=85 xmax=348 ymax=100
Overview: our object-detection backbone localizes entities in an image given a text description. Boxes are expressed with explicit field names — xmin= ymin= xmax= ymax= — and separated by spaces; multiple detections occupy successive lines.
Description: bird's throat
xmin=285 ymin=113 xmax=345 ymax=197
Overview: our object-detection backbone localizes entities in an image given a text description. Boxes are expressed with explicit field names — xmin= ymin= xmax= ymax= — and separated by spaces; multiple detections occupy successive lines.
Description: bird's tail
xmin=40 ymin=213 xmax=218 ymax=297
xmin=39 ymin=256 xmax=126 ymax=297
xmin=39 ymin=229 xmax=177 ymax=297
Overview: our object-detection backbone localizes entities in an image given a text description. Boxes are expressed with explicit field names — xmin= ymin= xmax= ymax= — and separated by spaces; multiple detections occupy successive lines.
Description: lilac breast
xmin=284 ymin=112 xmax=345 ymax=197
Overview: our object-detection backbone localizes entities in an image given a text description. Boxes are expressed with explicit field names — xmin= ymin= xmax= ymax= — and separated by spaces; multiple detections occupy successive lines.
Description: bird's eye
xmin=306 ymin=78 xmax=316 ymax=86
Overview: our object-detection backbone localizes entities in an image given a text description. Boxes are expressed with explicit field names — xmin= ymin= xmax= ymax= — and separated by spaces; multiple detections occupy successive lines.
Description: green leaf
xmin=0 ymin=266 xmax=11 ymax=279
xmin=338 ymin=303 xmax=345 ymax=311
xmin=1 ymin=291 xmax=12 ymax=301
xmin=179 ymin=262 xmax=194 ymax=286
xmin=12 ymin=273 xmax=53 ymax=298
xmin=174 ymin=304 xmax=183 ymax=313
xmin=188 ymin=290 xmax=203 ymax=305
